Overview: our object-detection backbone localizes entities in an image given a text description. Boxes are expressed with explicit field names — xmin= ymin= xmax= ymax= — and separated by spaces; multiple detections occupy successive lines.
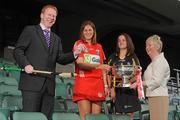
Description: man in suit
xmin=14 ymin=4 xmax=82 ymax=120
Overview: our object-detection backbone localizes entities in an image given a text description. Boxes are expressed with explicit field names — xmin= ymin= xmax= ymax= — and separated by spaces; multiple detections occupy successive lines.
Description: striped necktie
xmin=43 ymin=29 xmax=51 ymax=47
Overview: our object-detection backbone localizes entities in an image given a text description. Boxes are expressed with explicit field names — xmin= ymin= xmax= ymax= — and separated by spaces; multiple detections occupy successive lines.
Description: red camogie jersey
xmin=73 ymin=40 xmax=106 ymax=102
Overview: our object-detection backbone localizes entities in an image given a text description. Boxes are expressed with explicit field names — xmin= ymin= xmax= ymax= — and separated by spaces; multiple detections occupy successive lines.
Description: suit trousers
xmin=148 ymin=96 xmax=169 ymax=120
xmin=21 ymin=78 xmax=55 ymax=120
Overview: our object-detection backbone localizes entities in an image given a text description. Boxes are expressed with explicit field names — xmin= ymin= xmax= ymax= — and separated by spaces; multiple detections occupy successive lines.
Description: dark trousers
xmin=21 ymin=79 xmax=55 ymax=120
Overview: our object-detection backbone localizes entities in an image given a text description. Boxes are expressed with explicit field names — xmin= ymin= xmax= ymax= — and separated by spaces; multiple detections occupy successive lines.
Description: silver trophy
xmin=111 ymin=58 xmax=141 ymax=87
xmin=114 ymin=64 xmax=134 ymax=87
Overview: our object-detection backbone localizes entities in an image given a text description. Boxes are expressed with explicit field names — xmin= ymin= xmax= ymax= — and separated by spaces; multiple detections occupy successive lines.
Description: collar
xmin=40 ymin=23 xmax=51 ymax=31
xmin=152 ymin=52 xmax=164 ymax=62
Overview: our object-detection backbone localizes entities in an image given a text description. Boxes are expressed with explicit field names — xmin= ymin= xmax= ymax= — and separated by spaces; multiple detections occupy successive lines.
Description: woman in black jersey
xmin=107 ymin=33 xmax=141 ymax=119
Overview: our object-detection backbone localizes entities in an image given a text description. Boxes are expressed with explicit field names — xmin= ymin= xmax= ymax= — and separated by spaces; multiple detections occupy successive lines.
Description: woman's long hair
xmin=116 ymin=33 xmax=135 ymax=57
xmin=79 ymin=20 xmax=97 ymax=45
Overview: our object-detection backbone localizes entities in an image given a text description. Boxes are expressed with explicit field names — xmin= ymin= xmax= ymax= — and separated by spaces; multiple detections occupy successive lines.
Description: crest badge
xmin=96 ymin=49 xmax=100 ymax=54
xmin=98 ymin=92 xmax=102 ymax=98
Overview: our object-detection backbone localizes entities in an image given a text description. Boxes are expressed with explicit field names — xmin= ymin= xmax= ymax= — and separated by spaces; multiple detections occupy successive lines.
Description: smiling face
xmin=83 ymin=25 xmax=94 ymax=41
xmin=146 ymin=40 xmax=155 ymax=57
xmin=146 ymin=38 xmax=161 ymax=59
xmin=40 ymin=7 xmax=57 ymax=29
xmin=117 ymin=35 xmax=127 ymax=50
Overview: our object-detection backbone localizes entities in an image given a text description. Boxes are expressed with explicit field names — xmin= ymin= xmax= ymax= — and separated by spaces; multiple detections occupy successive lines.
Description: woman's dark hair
xmin=116 ymin=33 xmax=135 ymax=56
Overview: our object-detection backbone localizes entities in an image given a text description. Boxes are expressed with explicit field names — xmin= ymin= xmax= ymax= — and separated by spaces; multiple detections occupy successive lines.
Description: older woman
xmin=143 ymin=35 xmax=170 ymax=120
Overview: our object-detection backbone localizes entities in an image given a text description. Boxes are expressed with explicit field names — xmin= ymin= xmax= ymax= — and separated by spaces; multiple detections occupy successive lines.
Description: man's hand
xmin=73 ymin=43 xmax=87 ymax=58
xmin=24 ymin=65 xmax=34 ymax=74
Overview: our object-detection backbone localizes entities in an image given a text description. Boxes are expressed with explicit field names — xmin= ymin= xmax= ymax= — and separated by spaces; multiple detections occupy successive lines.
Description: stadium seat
xmin=1 ymin=59 xmax=15 ymax=66
xmin=0 ymin=82 xmax=22 ymax=111
xmin=110 ymin=114 xmax=130 ymax=120
xmin=6 ymin=71 xmax=20 ymax=82
xmin=0 ymin=95 xmax=3 ymax=107
xmin=0 ymin=84 xmax=21 ymax=96
xmin=55 ymin=76 xmax=64 ymax=83
xmin=140 ymin=104 xmax=149 ymax=120
xmin=0 ymin=108 xmax=10 ymax=120
xmin=168 ymin=105 xmax=177 ymax=120
xmin=63 ymin=78 xmax=74 ymax=85
xmin=85 ymin=114 xmax=109 ymax=120
xmin=175 ymin=105 xmax=180 ymax=119
xmin=52 ymin=112 xmax=80 ymax=120
xmin=133 ymin=103 xmax=149 ymax=120
xmin=0 ymin=76 xmax=18 ymax=86
xmin=55 ymin=83 xmax=68 ymax=112
xmin=2 ymin=96 xmax=22 ymax=111
xmin=55 ymin=83 xmax=67 ymax=99
xmin=66 ymin=82 xmax=73 ymax=98
xmin=13 ymin=112 xmax=48 ymax=120
xmin=0 ymin=76 xmax=4 ymax=83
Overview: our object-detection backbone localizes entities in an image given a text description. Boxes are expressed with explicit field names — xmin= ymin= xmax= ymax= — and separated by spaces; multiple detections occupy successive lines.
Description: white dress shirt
xmin=144 ymin=52 xmax=170 ymax=97
xmin=40 ymin=23 xmax=51 ymax=32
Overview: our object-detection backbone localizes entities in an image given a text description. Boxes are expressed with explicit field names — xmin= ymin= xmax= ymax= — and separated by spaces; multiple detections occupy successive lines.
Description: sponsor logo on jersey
xmin=83 ymin=54 xmax=100 ymax=64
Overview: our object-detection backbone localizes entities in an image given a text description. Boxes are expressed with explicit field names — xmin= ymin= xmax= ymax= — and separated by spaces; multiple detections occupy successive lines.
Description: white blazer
xmin=144 ymin=53 xmax=170 ymax=97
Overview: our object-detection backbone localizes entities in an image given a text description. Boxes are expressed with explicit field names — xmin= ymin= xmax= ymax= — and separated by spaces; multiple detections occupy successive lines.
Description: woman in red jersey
xmin=73 ymin=20 xmax=110 ymax=120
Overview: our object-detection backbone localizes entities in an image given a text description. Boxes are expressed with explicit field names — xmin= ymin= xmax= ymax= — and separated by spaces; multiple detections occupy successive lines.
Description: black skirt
xmin=114 ymin=87 xmax=141 ymax=113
